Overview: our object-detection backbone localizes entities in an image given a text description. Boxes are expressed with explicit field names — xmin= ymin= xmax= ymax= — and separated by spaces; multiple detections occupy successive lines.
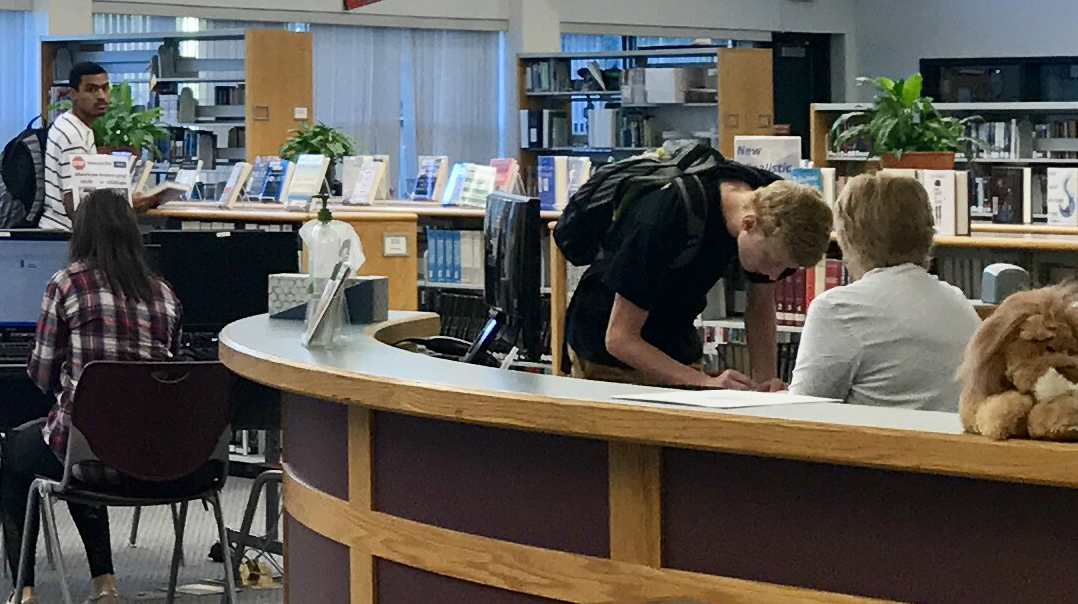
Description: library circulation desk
xmin=220 ymin=312 xmax=1078 ymax=604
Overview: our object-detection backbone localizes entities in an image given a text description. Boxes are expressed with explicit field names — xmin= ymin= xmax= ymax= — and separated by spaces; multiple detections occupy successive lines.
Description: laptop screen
xmin=0 ymin=232 xmax=70 ymax=328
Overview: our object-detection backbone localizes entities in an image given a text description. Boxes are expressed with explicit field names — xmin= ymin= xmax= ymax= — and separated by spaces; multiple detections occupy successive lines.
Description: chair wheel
xmin=208 ymin=541 xmax=225 ymax=563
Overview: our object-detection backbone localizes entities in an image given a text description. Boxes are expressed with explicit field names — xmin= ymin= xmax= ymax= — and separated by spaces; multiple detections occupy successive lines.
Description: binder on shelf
xmin=260 ymin=158 xmax=294 ymax=202
xmin=458 ymin=164 xmax=497 ymax=208
xmin=285 ymin=154 xmax=331 ymax=211
xmin=537 ymin=156 xmax=570 ymax=211
xmin=920 ymin=170 xmax=958 ymax=236
xmin=566 ymin=157 xmax=592 ymax=200
xmin=490 ymin=158 xmax=520 ymax=193
xmin=1047 ymin=167 xmax=1078 ymax=227
xmin=411 ymin=155 xmax=449 ymax=201
xmin=133 ymin=160 xmax=155 ymax=193
xmin=345 ymin=160 xmax=388 ymax=206
xmin=246 ymin=156 xmax=274 ymax=200
xmin=440 ymin=163 xmax=469 ymax=206
xmin=219 ymin=161 xmax=253 ymax=208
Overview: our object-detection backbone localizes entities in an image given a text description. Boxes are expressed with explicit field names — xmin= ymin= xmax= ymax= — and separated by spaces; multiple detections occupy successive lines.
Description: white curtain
xmin=312 ymin=24 xmax=404 ymax=194
xmin=404 ymin=29 xmax=504 ymax=194
xmin=0 ymin=10 xmax=42 ymax=140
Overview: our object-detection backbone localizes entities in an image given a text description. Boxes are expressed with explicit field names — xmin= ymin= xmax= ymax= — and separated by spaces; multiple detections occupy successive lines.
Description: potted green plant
xmin=50 ymin=82 xmax=166 ymax=157
xmin=831 ymin=73 xmax=987 ymax=170
xmin=279 ymin=122 xmax=358 ymax=195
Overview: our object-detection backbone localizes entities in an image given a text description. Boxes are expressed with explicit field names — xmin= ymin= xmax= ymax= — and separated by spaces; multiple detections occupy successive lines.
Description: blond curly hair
xmin=750 ymin=180 xmax=834 ymax=268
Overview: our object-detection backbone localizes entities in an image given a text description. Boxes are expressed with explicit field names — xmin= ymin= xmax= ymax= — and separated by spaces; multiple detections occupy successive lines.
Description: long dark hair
xmin=69 ymin=189 xmax=156 ymax=302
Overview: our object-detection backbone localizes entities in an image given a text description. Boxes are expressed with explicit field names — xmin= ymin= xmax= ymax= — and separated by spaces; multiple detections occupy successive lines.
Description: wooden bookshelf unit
xmin=40 ymin=29 xmax=313 ymax=165
xmin=517 ymin=47 xmax=774 ymax=181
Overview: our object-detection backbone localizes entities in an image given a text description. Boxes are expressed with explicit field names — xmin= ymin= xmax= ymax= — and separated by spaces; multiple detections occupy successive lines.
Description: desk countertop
xmin=151 ymin=200 xmax=561 ymax=221
xmin=219 ymin=312 xmax=1078 ymax=488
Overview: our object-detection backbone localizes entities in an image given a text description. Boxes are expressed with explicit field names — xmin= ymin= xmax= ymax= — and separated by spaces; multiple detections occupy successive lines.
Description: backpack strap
xmin=670 ymin=173 xmax=710 ymax=269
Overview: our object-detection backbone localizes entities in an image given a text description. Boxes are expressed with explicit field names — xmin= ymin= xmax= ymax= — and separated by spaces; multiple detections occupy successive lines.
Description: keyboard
xmin=180 ymin=331 xmax=220 ymax=361
xmin=0 ymin=334 xmax=34 ymax=365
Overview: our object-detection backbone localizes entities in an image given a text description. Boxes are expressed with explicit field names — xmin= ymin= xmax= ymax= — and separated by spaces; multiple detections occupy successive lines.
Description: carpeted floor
xmin=6 ymin=478 xmax=283 ymax=604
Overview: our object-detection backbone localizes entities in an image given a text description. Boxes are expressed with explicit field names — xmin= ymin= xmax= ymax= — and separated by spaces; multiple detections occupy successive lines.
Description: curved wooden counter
xmin=220 ymin=313 xmax=1078 ymax=604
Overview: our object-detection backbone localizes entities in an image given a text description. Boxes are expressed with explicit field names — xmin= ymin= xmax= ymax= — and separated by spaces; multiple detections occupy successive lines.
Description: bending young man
xmin=3 ymin=190 xmax=183 ymax=604
xmin=789 ymin=172 xmax=980 ymax=411
xmin=566 ymin=175 xmax=833 ymax=390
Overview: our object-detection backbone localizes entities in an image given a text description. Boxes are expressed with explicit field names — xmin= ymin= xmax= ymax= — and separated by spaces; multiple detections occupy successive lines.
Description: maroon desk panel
xmin=371 ymin=411 xmax=610 ymax=557
xmin=662 ymin=448 xmax=1078 ymax=604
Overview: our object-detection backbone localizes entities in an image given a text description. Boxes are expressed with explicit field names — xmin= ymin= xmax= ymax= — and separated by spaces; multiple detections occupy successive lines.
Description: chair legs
xmin=164 ymin=501 xmax=189 ymax=604
xmin=128 ymin=506 xmax=141 ymax=547
xmin=207 ymin=493 xmax=237 ymax=604
xmin=39 ymin=490 xmax=74 ymax=604
xmin=231 ymin=469 xmax=283 ymax=579
xmin=16 ymin=482 xmax=74 ymax=604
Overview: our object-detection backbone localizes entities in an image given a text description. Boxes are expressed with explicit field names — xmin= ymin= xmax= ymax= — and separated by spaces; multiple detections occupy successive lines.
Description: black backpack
xmin=553 ymin=144 xmax=783 ymax=267
xmin=0 ymin=117 xmax=50 ymax=229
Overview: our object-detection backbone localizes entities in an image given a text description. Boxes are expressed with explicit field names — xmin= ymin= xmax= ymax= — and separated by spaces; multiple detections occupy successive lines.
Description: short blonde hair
xmin=835 ymin=172 xmax=934 ymax=270
xmin=751 ymin=180 xmax=834 ymax=268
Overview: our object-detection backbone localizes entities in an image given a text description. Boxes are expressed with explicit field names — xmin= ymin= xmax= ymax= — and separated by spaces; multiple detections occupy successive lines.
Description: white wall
xmin=855 ymin=0 xmax=1078 ymax=98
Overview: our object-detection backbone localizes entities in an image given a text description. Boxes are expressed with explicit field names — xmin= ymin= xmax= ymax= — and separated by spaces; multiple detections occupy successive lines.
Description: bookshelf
xmin=517 ymin=47 xmax=773 ymax=181
xmin=40 ymin=29 xmax=312 ymax=167
xmin=811 ymin=101 xmax=1078 ymax=169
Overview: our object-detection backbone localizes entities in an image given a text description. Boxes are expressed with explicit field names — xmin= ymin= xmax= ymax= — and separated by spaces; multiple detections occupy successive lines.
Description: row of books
xmin=213 ymin=85 xmax=246 ymax=107
xmin=700 ymin=327 xmax=801 ymax=383
xmin=537 ymin=156 xmax=591 ymax=210
xmin=409 ymin=156 xmax=521 ymax=204
xmin=775 ymin=259 xmax=850 ymax=327
xmin=588 ymin=107 xmax=655 ymax=149
xmin=519 ymin=109 xmax=570 ymax=149
xmin=830 ymin=117 xmax=1078 ymax=162
xmin=523 ymin=59 xmax=606 ymax=94
xmin=424 ymin=229 xmax=485 ymax=285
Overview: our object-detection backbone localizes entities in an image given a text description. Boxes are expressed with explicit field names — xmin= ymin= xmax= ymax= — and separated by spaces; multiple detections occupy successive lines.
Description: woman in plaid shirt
xmin=2 ymin=190 xmax=182 ymax=604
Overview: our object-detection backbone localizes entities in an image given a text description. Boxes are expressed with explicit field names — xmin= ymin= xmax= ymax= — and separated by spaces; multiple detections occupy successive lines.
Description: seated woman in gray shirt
xmin=789 ymin=172 xmax=981 ymax=412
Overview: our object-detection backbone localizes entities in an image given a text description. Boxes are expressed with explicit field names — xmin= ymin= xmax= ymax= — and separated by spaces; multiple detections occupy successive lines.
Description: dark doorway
xmin=772 ymin=32 xmax=832 ymax=158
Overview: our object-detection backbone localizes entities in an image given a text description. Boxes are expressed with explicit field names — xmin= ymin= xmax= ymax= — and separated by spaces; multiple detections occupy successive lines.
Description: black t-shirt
xmin=566 ymin=178 xmax=776 ymax=367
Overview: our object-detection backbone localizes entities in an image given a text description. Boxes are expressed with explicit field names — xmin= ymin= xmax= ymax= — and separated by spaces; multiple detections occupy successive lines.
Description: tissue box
xmin=268 ymin=274 xmax=389 ymax=324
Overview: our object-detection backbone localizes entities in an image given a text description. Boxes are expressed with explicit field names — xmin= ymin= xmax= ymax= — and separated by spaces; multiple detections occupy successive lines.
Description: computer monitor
xmin=146 ymin=229 xmax=300 ymax=332
xmin=0 ymin=231 xmax=70 ymax=329
xmin=481 ymin=192 xmax=541 ymax=362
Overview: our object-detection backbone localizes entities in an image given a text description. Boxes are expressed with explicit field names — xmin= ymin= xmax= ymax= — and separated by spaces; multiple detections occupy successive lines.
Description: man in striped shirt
xmin=42 ymin=62 xmax=163 ymax=230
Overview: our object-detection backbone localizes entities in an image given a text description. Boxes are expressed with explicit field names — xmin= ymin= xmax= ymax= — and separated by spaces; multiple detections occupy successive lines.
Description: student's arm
xmin=27 ymin=278 xmax=69 ymax=395
xmin=745 ymin=281 xmax=780 ymax=390
xmin=606 ymin=294 xmax=755 ymax=389
xmin=61 ymin=191 xmax=75 ymax=219
xmin=788 ymin=297 xmax=859 ymax=400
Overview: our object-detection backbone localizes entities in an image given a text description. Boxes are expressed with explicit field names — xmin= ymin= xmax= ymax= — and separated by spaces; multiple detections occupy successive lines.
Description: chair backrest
xmin=68 ymin=361 xmax=235 ymax=483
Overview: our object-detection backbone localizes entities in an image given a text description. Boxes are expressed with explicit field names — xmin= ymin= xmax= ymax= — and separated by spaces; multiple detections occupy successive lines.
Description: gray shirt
xmin=789 ymin=263 xmax=981 ymax=412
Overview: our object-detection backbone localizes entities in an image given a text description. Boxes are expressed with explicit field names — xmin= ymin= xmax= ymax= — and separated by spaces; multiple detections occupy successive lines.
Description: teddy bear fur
xmin=957 ymin=283 xmax=1078 ymax=440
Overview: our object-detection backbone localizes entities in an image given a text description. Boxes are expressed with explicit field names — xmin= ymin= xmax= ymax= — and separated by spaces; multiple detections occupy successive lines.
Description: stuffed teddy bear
xmin=957 ymin=283 xmax=1078 ymax=440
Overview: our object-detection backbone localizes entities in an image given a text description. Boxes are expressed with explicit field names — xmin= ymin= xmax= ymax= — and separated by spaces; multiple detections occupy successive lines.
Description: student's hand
xmin=704 ymin=369 xmax=757 ymax=391
xmin=756 ymin=377 xmax=787 ymax=393
xmin=131 ymin=190 xmax=166 ymax=213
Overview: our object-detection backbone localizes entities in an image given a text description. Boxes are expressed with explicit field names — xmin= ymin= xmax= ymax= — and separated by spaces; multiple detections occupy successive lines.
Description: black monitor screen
xmin=0 ymin=231 xmax=70 ymax=328
xmin=147 ymin=229 xmax=300 ymax=332
xmin=483 ymin=193 xmax=541 ymax=360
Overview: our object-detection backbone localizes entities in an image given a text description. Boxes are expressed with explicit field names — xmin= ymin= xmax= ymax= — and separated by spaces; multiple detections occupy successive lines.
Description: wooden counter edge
xmin=219 ymin=316 xmax=1078 ymax=490
xmin=147 ymin=205 xmax=420 ymax=223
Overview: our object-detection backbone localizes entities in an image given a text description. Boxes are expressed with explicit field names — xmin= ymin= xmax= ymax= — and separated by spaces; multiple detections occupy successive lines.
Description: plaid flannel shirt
xmin=27 ymin=260 xmax=183 ymax=458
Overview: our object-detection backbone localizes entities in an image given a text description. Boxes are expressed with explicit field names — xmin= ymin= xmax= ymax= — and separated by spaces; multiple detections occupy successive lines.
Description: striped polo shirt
xmin=42 ymin=111 xmax=96 ymax=230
